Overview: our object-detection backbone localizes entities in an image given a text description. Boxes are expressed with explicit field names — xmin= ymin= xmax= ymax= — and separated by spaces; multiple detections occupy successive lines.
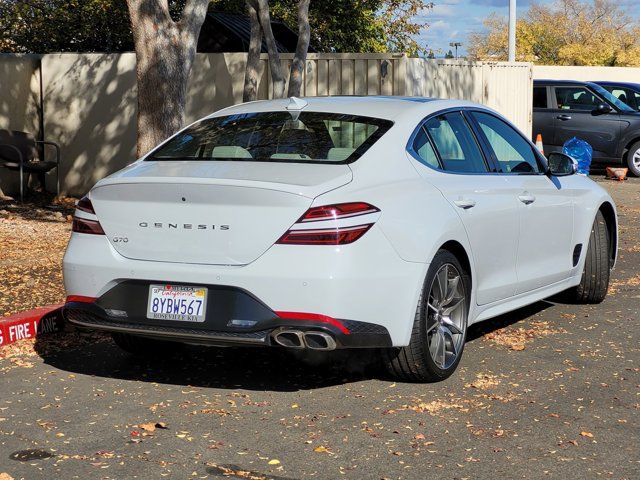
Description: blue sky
xmin=414 ymin=0 xmax=640 ymax=57
xmin=415 ymin=0 xmax=530 ymax=56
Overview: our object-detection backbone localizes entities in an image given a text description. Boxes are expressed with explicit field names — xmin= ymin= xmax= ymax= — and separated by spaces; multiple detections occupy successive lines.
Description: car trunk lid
xmin=90 ymin=161 xmax=352 ymax=265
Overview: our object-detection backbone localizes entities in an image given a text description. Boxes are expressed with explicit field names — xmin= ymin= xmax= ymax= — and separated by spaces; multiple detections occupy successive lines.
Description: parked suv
xmin=594 ymin=81 xmax=640 ymax=111
xmin=533 ymin=79 xmax=640 ymax=176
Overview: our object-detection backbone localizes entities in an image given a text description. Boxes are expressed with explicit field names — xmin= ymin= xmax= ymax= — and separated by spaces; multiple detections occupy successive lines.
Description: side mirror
xmin=547 ymin=152 xmax=578 ymax=176
xmin=593 ymin=103 xmax=612 ymax=115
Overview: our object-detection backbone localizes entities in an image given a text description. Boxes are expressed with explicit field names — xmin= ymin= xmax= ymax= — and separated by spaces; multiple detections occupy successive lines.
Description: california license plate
xmin=147 ymin=285 xmax=207 ymax=322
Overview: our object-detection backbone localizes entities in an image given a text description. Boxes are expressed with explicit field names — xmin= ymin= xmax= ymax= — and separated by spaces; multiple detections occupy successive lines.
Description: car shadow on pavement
xmin=33 ymin=301 xmax=552 ymax=391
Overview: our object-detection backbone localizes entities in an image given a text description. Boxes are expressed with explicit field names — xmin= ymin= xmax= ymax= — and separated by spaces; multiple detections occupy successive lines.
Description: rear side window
xmin=423 ymin=112 xmax=488 ymax=173
xmin=471 ymin=111 xmax=541 ymax=174
xmin=150 ymin=112 xmax=393 ymax=164
xmin=411 ymin=127 xmax=440 ymax=169
xmin=533 ymin=87 xmax=548 ymax=108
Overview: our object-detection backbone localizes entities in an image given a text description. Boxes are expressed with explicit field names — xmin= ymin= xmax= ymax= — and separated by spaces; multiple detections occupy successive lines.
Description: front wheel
xmin=384 ymin=250 xmax=470 ymax=382
xmin=565 ymin=210 xmax=610 ymax=304
xmin=626 ymin=140 xmax=640 ymax=177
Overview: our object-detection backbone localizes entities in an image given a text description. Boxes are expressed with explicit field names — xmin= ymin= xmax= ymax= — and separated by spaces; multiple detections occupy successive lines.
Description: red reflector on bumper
xmin=66 ymin=295 xmax=97 ymax=304
xmin=275 ymin=311 xmax=350 ymax=335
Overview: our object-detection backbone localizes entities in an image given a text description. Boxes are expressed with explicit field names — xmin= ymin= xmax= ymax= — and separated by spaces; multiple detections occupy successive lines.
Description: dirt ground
xmin=0 ymin=196 xmax=76 ymax=317
xmin=0 ymin=178 xmax=638 ymax=479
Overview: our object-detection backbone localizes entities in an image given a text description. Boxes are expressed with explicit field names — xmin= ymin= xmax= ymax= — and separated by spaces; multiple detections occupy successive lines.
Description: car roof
xmin=593 ymin=81 xmax=640 ymax=89
xmin=207 ymin=95 xmax=486 ymax=121
xmin=534 ymin=79 xmax=594 ymax=87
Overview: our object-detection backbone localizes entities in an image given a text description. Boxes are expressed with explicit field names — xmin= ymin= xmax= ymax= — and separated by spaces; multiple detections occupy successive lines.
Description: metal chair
xmin=0 ymin=129 xmax=60 ymax=202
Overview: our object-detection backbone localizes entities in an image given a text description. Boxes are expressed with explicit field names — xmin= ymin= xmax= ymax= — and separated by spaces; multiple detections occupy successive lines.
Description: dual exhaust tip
xmin=273 ymin=330 xmax=337 ymax=351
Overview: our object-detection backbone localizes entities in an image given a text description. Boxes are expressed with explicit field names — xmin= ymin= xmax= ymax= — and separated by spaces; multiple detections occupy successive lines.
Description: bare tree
xmin=242 ymin=0 xmax=312 ymax=102
xmin=243 ymin=0 xmax=263 ymax=102
xmin=288 ymin=0 xmax=310 ymax=97
xmin=126 ymin=0 xmax=210 ymax=157
xmin=256 ymin=0 xmax=285 ymax=99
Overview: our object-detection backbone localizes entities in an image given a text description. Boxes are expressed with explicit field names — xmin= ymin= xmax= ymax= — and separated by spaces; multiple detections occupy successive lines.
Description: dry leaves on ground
xmin=608 ymin=274 xmax=640 ymax=295
xmin=0 ymin=198 xmax=76 ymax=317
xmin=483 ymin=321 xmax=565 ymax=351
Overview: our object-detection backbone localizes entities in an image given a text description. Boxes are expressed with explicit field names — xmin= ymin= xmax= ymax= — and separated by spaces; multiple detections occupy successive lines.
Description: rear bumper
xmin=62 ymin=226 xmax=428 ymax=346
xmin=63 ymin=281 xmax=392 ymax=348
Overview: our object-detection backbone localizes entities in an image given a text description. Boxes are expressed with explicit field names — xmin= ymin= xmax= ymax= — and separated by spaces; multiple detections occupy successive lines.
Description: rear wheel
xmin=384 ymin=250 xmax=470 ymax=382
xmin=626 ymin=141 xmax=640 ymax=177
xmin=566 ymin=210 xmax=610 ymax=304
xmin=111 ymin=332 xmax=184 ymax=356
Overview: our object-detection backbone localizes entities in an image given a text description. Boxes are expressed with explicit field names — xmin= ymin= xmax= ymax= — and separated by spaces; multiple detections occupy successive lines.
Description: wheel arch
xmin=439 ymin=240 xmax=472 ymax=277
xmin=598 ymin=201 xmax=618 ymax=268
xmin=622 ymin=136 xmax=640 ymax=162
xmin=438 ymin=240 xmax=475 ymax=305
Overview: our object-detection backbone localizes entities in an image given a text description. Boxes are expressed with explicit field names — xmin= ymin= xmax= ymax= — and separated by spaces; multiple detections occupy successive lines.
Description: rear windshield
xmin=148 ymin=111 xmax=393 ymax=164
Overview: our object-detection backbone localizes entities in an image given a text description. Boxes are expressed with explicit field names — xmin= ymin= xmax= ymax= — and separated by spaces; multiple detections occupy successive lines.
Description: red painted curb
xmin=0 ymin=304 xmax=64 ymax=347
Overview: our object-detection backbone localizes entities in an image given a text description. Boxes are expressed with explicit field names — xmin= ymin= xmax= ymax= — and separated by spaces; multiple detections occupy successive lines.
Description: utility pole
xmin=449 ymin=42 xmax=462 ymax=59
xmin=508 ymin=0 xmax=516 ymax=61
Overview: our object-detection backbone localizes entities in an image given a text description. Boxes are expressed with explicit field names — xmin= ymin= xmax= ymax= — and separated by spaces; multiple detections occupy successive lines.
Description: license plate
xmin=147 ymin=285 xmax=207 ymax=322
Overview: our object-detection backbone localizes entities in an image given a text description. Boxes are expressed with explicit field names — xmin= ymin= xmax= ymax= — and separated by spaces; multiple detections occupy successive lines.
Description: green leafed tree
xmin=1 ymin=0 xmax=432 ymax=55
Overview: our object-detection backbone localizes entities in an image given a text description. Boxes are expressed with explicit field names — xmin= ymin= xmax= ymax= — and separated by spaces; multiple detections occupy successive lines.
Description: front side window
xmin=472 ymin=111 xmax=541 ymax=174
xmin=533 ymin=87 xmax=548 ymax=109
xmin=149 ymin=112 xmax=393 ymax=164
xmin=554 ymin=87 xmax=601 ymax=111
xmin=423 ymin=112 xmax=488 ymax=173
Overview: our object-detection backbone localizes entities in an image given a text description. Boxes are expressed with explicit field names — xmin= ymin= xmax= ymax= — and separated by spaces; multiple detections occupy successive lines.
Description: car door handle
xmin=556 ymin=114 xmax=572 ymax=121
xmin=518 ymin=194 xmax=536 ymax=205
xmin=454 ymin=199 xmax=476 ymax=209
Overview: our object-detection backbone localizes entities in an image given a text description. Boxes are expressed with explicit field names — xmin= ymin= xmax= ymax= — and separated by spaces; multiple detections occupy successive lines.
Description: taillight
xmin=299 ymin=202 xmax=379 ymax=222
xmin=277 ymin=202 xmax=379 ymax=245
xmin=277 ymin=224 xmax=372 ymax=245
xmin=73 ymin=195 xmax=105 ymax=235
xmin=72 ymin=217 xmax=105 ymax=235
xmin=76 ymin=196 xmax=96 ymax=214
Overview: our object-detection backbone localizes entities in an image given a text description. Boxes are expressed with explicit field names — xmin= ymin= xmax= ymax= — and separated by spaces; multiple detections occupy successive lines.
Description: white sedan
xmin=63 ymin=96 xmax=617 ymax=381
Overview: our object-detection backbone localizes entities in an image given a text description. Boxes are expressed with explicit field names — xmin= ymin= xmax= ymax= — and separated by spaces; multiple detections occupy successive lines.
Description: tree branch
xmin=255 ymin=0 xmax=285 ymax=98
xmin=287 ymin=0 xmax=310 ymax=97
xmin=179 ymin=0 xmax=210 ymax=37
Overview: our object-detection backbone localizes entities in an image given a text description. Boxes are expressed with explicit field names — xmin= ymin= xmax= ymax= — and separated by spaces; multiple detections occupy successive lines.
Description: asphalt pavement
xmin=0 ymin=177 xmax=638 ymax=479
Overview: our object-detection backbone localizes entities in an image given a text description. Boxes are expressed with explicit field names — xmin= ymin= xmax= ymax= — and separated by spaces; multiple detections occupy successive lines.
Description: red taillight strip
xmin=66 ymin=295 xmax=97 ymax=304
xmin=300 ymin=202 xmax=380 ymax=223
xmin=275 ymin=311 xmax=350 ymax=335
xmin=72 ymin=217 xmax=105 ymax=235
xmin=277 ymin=223 xmax=373 ymax=245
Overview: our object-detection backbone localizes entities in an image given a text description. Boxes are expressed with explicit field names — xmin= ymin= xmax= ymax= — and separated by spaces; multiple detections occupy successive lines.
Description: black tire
xmin=567 ymin=210 xmax=610 ymax=304
xmin=383 ymin=250 xmax=470 ymax=382
xmin=111 ymin=332 xmax=184 ymax=356
xmin=626 ymin=140 xmax=640 ymax=177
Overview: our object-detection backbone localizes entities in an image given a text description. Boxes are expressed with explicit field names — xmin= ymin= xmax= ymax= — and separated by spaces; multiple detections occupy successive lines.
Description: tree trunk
xmin=287 ymin=0 xmax=310 ymax=97
xmin=126 ymin=0 xmax=209 ymax=158
xmin=243 ymin=0 xmax=263 ymax=102
xmin=255 ymin=0 xmax=286 ymax=98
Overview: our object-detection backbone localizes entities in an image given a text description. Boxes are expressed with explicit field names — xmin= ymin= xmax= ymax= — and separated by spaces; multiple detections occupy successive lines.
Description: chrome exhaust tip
xmin=273 ymin=330 xmax=305 ymax=349
xmin=303 ymin=332 xmax=337 ymax=351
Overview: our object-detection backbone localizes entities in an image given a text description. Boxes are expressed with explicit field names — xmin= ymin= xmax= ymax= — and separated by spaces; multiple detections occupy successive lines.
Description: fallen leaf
xmin=139 ymin=422 xmax=157 ymax=433
xmin=268 ymin=459 xmax=280 ymax=465
xmin=580 ymin=431 xmax=594 ymax=438
xmin=314 ymin=446 xmax=330 ymax=453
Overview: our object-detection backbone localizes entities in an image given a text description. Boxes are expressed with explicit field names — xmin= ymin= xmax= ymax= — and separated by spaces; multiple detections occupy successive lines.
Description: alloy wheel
xmin=426 ymin=263 xmax=467 ymax=370
xmin=632 ymin=148 xmax=640 ymax=169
